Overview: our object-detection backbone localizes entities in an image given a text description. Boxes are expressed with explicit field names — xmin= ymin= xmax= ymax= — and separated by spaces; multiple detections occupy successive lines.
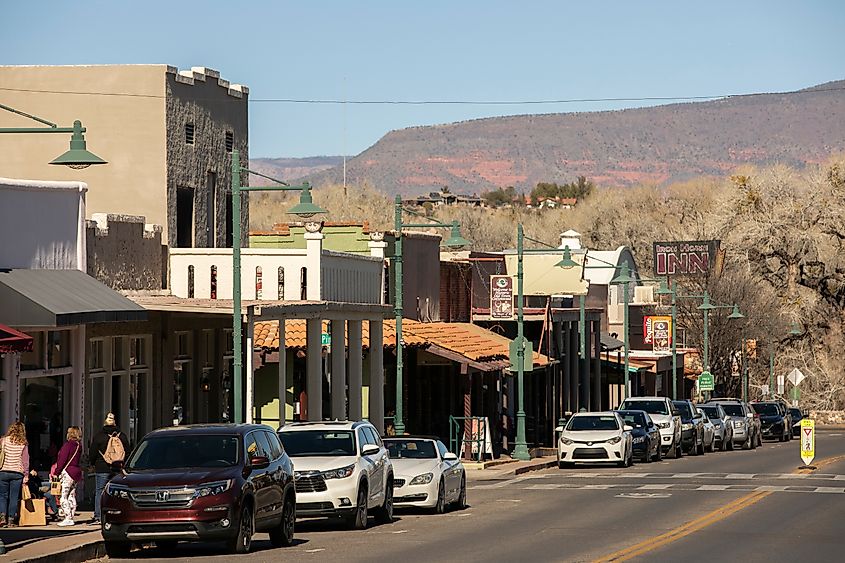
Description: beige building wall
xmin=0 ymin=65 xmax=168 ymax=234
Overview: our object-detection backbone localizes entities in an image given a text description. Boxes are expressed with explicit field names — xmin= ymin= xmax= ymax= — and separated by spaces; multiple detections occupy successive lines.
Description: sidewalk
xmin=465 ymin=455 xmax=558 ymax=480
xmin=0 ymin=511 xmax=104 ymax=562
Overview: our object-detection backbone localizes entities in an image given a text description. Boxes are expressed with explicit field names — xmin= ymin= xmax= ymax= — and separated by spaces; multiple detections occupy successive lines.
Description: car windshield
xmin=618 ymin=412 xmax=646 ymax=427
xmin=720 ymin=404 xmax=744 ymax=417
xmin=385 ymin=439 xmax=438 ymax=459
xmin=567 ymin=416 xmax=620 ymax=431
xmin=620 ymin=400 xmax=668 ymax=415
xmin=278 ymin=430 xmax=356 ymax=457
xmin=673 ymin=401 xmax=694 ymax=419
xmin=789 ymin=408 xmax=802 ymax=419
xmin=700 ymin=406 xmax=720 ymax=419
xmin=127 ymin=435 xmax=239 ymax=470
xmin=753 ymin=403 xmax=780 ymax=416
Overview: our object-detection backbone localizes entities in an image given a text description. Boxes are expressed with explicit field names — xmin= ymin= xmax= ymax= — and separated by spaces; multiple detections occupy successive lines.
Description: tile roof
xmin=253 ymin=319 xmax=426 ymax=350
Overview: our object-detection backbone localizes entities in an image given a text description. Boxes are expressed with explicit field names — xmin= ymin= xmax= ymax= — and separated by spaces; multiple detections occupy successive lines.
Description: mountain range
xmin=250 ymin=80 xmax=845 ymax=195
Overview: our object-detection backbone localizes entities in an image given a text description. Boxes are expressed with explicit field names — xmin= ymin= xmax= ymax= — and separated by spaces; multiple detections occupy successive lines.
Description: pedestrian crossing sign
xmin=800 ymin=419 xmax=815 ymax=465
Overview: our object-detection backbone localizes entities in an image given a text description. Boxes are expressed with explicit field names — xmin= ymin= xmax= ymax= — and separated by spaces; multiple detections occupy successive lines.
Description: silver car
xmin=699 ymin=404 xmax=734 ymax=451
xmin=706 ymin=399 xmax=757 ymax=450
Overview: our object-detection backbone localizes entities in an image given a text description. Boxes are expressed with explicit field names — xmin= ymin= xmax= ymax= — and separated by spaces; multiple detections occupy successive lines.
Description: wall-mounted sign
xmin=653 ymin=240 xmax=721 ymax=276
xmin=643 ymin=315 xmax=672 ymax=352
xmin=490 ymin=275 xmax=515 ymax=319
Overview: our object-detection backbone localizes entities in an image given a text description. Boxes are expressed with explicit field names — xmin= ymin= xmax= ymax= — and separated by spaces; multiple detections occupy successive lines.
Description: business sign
xmin=653 ymin=240 xmax=721 ymax=277
xmin=698 ymin=371 xmax=714 ymax=392
xmin=643 ymin=316 xmax=672 ymax=352
xmin=490 ymin=275 xmax=515 ymax=319
xmin=800 ymin=419 xmax=815 ymax=465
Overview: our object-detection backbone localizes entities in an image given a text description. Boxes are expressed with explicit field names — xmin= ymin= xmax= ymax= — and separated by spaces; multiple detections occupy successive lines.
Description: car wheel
xmin=227 ymin=502 xmax=254 ymax=554
xmin=104 ymin=541 xmax=131 ymax=558
xmin=374 ymin=477 xmax=394 ymax=524
xmin=269 ymin=493 xmax=295 ymax=547
xmin=706 ymin=437 xmax=714 ymax=453
xmin=559 ymin=461 xmax=573 ymax=469
xmin=654 ymin=443 xmax=663 ymax=462
xmin=453 ymin=474 xmax=467 ymax=510
xmin=347 ymin=483 xmax=369 ymax=529
xmin=726 ymin=436 xmax=734 ymax=451
xmin=434 ymin=478 xmax=447 ymax=514
xmin=674 ymin=441 xmax=682 ymax=459
xmin=756 ymin=432 xmax=762 ymax=448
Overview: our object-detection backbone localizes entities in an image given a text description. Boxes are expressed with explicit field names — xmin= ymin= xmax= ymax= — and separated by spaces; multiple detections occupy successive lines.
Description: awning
xmin=0 ymin=323 xmax=33 ymax=353
xmin=601 ymin=351 xmax=654 ymax=373
xmin=0 ymin=269 xmax=147 ymax=327
xmin=601 ymin=332 xmax=625 ymax=351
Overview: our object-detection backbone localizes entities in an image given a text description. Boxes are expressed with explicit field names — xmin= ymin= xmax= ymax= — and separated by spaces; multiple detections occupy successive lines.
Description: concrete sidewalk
xmin=465 ymin=455 xmax=557 ymax=480
xmin=0 ymin=511 xmax=104 ymax=562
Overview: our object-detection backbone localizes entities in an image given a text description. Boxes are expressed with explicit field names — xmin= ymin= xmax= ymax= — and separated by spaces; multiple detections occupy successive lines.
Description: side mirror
xmin=554 ymin=426 xmax=564 ymax=433
xmin=250 ymin=455 xmax=270 ymax=469
xmin=443 ymin=452 xmax=458 ymax=461
xmin=623 ymin=425 xmax=633 ymax=432
xmin=746 ymin=412 xmax=754 ymax=418
xmin=361 ymin=444 xmax=380 ymax=456
xmin=672 ymin=409 xmax=681 ymax=417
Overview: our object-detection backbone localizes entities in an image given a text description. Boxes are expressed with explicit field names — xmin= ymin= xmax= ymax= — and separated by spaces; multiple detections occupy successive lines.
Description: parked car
xmin=789 ymin=407 xmax=805 ymax=437
xmin=776 ymin=400 xmax=794 ymax=439
xmin=101 ymin=424 xmax=296 ymax=557
xmin=706 ymin=398 xmax=758 ymax=449
xmin=697 ymin=408 xmax=716 ymax=452
xmin=673 ymin=400 xmax=705 ymax=456
xmin=557 ymin=412 xmax=634 ymax=468
xmin=698 ymin=403 xmax=734 ymax=451
xmin=751 ymin=401 xmax=791 ymax=442
xmin=383 ymin=436 xmax=466 ymax=513
xmin=616 ymin=410 xmax=662 ymax=463
xmin=618 ymin=396 xmax=682 ymax=458
xmin=277 ymin=421 xmax=394 ymax=530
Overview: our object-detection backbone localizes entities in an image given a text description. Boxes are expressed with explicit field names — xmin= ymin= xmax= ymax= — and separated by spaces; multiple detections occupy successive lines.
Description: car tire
xmin=269 ymin=493 xmax=296 ymax=548
xmin=653 ymin=444 xmax=663 ymax=462
xmin=227 ymin=502 xmax=254 ymax=554
xmin=726 ymin=436 xmax=734 ymax=451
xmin=452 ymin=474 xmax=467 ymax=510
xmin=696 ymin=435 xmax=705 ymax=456
xmin=434 ymin=478 xmax=447 ymax=514
xmin=104 ymin=541 xmax=131 ymax=558
xmin=374 ymin=476 xmax=394 ymax=524
xmin=347 ymin=483 xmax=369 ymax=529
xmin=559 ymin=461 xmax=573 ymax=469
xmin=674 ymin=441 xmax=682 ymax=459
xmin=742 ymin=434 xmax=751 ymax=450
xmin=705 ymin=437 xmax=714 ymax=453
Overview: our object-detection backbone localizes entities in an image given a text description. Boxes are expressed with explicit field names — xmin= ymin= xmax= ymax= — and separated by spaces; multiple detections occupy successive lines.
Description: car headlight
xmin=105 ymin=483 xmax=130 ymax=499
xmin=607 ymin=436 xmax=621 ymax=445
xmin=410 ymin=472 xmax=434 ymax=485
xmin=733 ymin=420 xmax=744 ymax=428
xmin=682 ymin=423 xmax=693 ymax=430
xmin=656 ymin=422 xmax=670 ymax=429
xmin=322 ymin=464 xmax=356 ymax=480
xmin=561 ymin=436 xmax=574 ymax=445
xmin=193 ymin=480 xmax=233 ymax=498
xmin=632 ymin=436 xmax=645 ymax=444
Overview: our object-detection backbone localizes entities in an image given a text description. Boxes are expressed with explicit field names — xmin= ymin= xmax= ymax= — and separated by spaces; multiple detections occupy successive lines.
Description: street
xmin=93 ymin=430 xmax=845 ymax=563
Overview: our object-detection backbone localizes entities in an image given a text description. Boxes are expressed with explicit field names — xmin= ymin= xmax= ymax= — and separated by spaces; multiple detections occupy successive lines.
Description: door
xmin=244 ymin=431 xmax=273 ymax=522
xmin=359 ymin=427 xmax=383 ymax=505
xmin=263 ymin=430 xmax=286 ymax=517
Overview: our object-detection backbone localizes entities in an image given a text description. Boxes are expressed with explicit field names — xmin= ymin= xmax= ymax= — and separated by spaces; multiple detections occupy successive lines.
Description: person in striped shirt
xmin=0 ymin=421 xmax=29 ymax=527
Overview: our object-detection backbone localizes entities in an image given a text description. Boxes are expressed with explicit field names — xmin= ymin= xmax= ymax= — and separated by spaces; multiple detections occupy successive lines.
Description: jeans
xmin=94 ymin=472 xmax=112 ymax=520
xmin=43 ymin=490 xmax=59 ymax=515
xmin=0 ymin=470 xmax=24 ymax=521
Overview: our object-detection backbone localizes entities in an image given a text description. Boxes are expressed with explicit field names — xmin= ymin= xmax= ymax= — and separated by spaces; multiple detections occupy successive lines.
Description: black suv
xmin=751 ymin=402 xmax=791 ymax=442
xmin=672 ymin=400 xmax=705 ymax=455
xmin=101 ymin=424 xmax=295 ymax=557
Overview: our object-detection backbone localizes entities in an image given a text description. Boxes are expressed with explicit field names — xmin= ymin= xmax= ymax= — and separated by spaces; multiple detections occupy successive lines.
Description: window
xmin=245 ymin=431 xmax=271 ymax=460
xmin=277 ymin=267 xmax=285 ymax=300
xmin=89 ymin=339 xmax=105 ymax=372
xmin=255 ymin=266 xmax=263 ymax=300
xmin=225 ymin=131 xmax=234 ymax=153
xmin=300 ymin=267 xmax=307 ymax=300
xmin=48 ymin=331 xmax=71 ymax=368
xmin=210 ymin=265 xmax=218 ymax=299
xmin=264 ymin=431 xmax=283 ymax=460
xmin=112 ymin=337 xmax=126 ymax=371
xmin=363 ymin=426 xmax=382 ymax=446
xmin=20 ymin=333 xmax=44 ymax=370
xmin=185 ymin=123 xmax=195 ymax=145
xmin=130 ymin=337 xmax=147 ymax=368
xmin=188 ymin=265 xmax=195 ymax=298
xmin=436 ymin=440 xmax=449 ymax=459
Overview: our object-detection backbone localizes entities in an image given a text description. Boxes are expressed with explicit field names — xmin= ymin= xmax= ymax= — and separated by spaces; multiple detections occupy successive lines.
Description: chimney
xmin=559 ymin=229 xmax=582 ymax=250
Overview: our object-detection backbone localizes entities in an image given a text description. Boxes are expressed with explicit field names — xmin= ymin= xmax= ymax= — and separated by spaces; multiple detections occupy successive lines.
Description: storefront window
xmin=48 ymin=331 xmax=71 ymax=369
xmin=20 ymin=376 xmax=65 ymax=471
xmin=89 ymin=339 xmax=105 ymax=371
xmin=20 ymin=332 xmax=44 ymax=371
xmin=112 ymin=337 xmax=126 ymax=371
xmin=130 ymin=337 xmax=147 ymax=368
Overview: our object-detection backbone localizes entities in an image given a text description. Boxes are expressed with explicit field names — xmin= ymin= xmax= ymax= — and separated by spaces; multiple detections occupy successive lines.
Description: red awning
xmin=0 ymin=324 xmax=33 ymax=353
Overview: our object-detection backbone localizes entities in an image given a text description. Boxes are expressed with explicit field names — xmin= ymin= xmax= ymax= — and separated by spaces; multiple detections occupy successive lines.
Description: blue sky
xmin=3 ymin=1 xmax=843 ymax=158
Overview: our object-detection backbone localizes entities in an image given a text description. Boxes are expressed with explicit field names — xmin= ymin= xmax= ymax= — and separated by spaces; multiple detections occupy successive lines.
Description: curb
xmin=513 ymin=459 xmax=558 ymax=475
xmin=8 ymin=534 xmax=104 ymax=563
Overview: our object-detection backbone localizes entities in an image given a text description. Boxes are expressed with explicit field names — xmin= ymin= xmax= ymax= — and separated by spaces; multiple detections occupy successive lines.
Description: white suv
xmin=277 ymin=421 xmax=394 ymax=529
xmin=619 ymin=397 xmax=683 ymax=458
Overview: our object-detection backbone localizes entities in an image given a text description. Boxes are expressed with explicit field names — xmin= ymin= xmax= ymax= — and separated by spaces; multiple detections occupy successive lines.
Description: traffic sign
xmin=800 ymin=419 xmax=815 ymax=465
xmin=787 ymin=368 xmax=806 ymax=387
xmin=777 ymin=374 xmax=785 ymax=395
xmin=698 ymin=371 xmax=714 ymax=392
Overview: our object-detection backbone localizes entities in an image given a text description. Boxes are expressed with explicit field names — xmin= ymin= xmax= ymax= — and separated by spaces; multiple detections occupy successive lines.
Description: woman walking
xmin=0 ymin=421 xmax=29 ymax=527
xmin=53 ymin=427 xmax=82 ymax=527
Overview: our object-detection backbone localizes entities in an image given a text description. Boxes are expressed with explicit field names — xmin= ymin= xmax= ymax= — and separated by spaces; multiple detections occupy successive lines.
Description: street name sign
xmin=698 ymin=371 xmax=714 ymax=392
xmin=800 ymin=419 xmax=815 ymax=465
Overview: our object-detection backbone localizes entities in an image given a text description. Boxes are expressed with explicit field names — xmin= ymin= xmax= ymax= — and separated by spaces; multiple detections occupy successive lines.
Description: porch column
xmin=304 ymin=231 xmax=324 ymax=300
xmin=348 ymin=320 xmax=363 ymax=421
xmin=278 ymin=320 xmax=287 ymax=427
xmin=330 ymin=320 xmax=347 ymax=419
xmin=561 ymin=323 xmax=571 ymax=413
xmin=592 ymin=320 xmax=602 ymax=411
xmin=306 ymin=318 xmax=323 ymax=420
xmin=245 ymin=308 xmax=255 ymax=423
xmin=368 ymin=318 xmax=384 ymax=434
xmin=579 ymin=321 xmax=590 ymax=413
xmin=569 ymin=321 xmax=579 ymax=411
xmin=71 ymin=326 xmax=85 ymax=429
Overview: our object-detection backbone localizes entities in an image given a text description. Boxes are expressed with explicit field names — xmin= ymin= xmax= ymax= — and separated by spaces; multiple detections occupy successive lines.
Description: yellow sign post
xmin=800 ymin=419 xmax=815 ymax=466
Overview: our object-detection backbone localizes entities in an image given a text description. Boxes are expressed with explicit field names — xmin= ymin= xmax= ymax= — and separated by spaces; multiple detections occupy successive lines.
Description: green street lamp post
xmin=1 ymin=102 xmax=107 ymax=167
xmin=655 ymin=279 xmax=680 ymax=400
xmin=726 ymin=305 xmax=746 ymax=400
xmin=610 ymin=263 xmax=637 ymax=400
xmin=230 ymin=149 xmax=327 ymax=423
xmin=393 ymin=195 xmax=469 ymax=435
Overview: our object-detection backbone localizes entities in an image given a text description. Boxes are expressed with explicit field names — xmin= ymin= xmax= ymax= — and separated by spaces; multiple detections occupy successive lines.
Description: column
xmin=348 ymin=320 xmax=363 ymax=421
xmin=562 ymin=323 xmax=571 ymax=413
xmin=278 ymin=320 xmax=287 ymax=427
xmin=569 ymin=321 xmax=579 ymax=411
xmin=71 ymin=326 xmax=85 ymax=429
xmin=304 ymin=230 xmax=324 ymax=300
xmin=592 ymin=320 xmax=602 ymax=411
xmin=579 ymin=327 xmax=590 ymax=412
xmin=306 ymin=318 xmax=322 ymax=420
xmin=245 ymin=308 xmax=255 ymax=423
xmin=368 ymin=318 xmax=384 ymax=434
xmin=330 ymin=319 xmax=347 ymax=419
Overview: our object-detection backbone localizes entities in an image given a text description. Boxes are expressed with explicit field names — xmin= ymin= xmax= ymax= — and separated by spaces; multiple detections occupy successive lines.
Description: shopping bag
xmin=50 ymin=478 xmax=62 ymax=497
xmin=19 ymin=498 xmax=46 ymax=526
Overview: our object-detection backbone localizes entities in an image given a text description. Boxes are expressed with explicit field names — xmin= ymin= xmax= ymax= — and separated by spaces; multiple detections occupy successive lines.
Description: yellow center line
xmin=592 ymin=453 xmax=845 ymax=563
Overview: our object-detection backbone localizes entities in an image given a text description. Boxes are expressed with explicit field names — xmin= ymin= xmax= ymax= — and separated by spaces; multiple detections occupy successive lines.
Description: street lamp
xmin=726 ymin=305 xmax=746 ymax=401
xmin=0 ymin=103 xmax=106 ymax=167
xmin=610 ymin=263 xmax=637 ymax=400
xmin=655 ymin=278 xmax=680 ymax=400
xmin=393 ymin=195 xmax=469 ymax=435
xmin=764 ymin=321 xmax=803 ymax=399
xmin=230 ymin=149 xmax=327 ymax=423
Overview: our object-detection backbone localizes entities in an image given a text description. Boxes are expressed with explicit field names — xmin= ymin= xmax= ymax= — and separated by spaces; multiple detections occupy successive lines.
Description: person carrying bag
xmin=18 ymin=476 xmax=45 ymax=527
xmin=53 ymin=427 xmax=82 ymax=527
xmin=0 ymin=421 xmax=29 ymax=528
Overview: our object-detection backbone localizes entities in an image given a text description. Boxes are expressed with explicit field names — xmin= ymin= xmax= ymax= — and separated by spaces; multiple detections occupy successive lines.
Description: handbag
xmin=19 ymin=484 xmax=46 ymax=527
xmin=0 ymin=437 xmax=5 ymax=468
xmin=52 ymin=442 xmax=80 ymax=495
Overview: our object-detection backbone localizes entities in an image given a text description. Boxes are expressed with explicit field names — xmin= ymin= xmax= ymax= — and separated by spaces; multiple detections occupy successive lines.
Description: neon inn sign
xmin=653 ymin=240 xmax=720 ymax=276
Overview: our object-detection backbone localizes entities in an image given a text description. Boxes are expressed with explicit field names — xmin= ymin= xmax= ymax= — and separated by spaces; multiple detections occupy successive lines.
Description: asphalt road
xmin=98 ymin=430 xmax=845 ymax=563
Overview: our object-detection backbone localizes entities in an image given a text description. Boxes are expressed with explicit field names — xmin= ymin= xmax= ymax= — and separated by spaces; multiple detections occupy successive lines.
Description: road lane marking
xmin=522 ymin=483 xmax=845 ymax=494
xmin=554 ymin=471 xmax=845 ymax=481
xmin=305 ymin=548 xmax=326 ymax=553
xmin=616 ymin=492 xmax=672 ymax=498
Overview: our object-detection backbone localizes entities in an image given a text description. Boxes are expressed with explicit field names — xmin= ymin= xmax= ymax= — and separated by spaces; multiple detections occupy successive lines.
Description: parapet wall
xmin=86 ymin=213 xmax=165 ymax=290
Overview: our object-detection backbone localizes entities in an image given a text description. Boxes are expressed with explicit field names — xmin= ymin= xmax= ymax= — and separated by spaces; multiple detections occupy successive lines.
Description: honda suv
xmin=278 ymin=421 xmax=394 ymax=529
xmin=101 ymin=424 xmax=295 ymax=557
xmin=618 ymin=396 xmax=682 ymax=458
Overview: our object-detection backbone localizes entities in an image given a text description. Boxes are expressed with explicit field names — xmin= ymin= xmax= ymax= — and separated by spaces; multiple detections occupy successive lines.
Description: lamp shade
xmin=555 ymin=245 xmax=579 ymax=269
xmin=655 ymin=278 xmax=673 ymax=295
xmin=610 ymin=263 xmax=636 ymax=285
xmin=442 ymin=221 xmax=471 ymax=248
xmin=287 ymin=182 xmax=327 ymax=218
xmin=49 ymin=120 xmax=106 ymax=169
xmin=727 ymin=305 xmax=745 ymax=320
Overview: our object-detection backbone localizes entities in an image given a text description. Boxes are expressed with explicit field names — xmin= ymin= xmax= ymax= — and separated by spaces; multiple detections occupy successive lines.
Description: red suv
xmin=101 ymin=424 xmax=295 ymax=557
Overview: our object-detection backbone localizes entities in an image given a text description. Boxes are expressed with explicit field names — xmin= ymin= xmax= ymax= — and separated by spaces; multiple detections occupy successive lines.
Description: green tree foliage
xmin=481 ymin=186 xmax=517 ymax=207
xmin=530 ymin=176 xmax=594 ymax=204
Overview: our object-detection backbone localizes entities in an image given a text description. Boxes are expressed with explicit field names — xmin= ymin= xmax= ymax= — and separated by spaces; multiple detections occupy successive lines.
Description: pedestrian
xmin=0 ymin=421 xmax=29 ymax=527
xmin=53 ymin=426 xmax=82 ymax=526
xmin=26 ymin=470 xmax=59 ymax=521
xmin=89 ymin=413 xmax=129 ymax=525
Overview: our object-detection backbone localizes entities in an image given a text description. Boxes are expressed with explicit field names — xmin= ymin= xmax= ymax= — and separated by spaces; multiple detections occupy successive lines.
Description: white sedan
xmin=383 ymin=437 xmax=466 ymax=513
xmin=557 ymin=412 xmax=634 ymax=468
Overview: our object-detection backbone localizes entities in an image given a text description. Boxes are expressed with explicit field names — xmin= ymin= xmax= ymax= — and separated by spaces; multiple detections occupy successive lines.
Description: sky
xmin=2 ymin=1 xmax=844 ymax=158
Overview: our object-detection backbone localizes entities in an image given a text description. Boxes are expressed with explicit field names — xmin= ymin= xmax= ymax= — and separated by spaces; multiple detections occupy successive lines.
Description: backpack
xmin=101 ymin=432 xmax=125 ymax=464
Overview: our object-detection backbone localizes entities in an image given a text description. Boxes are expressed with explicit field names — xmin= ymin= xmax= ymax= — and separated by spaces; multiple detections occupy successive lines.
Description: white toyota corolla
xmin=383 ymin=437 xmax=466 ymax=513
xmin=557 ymin=412 xmax=634 ymax=468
